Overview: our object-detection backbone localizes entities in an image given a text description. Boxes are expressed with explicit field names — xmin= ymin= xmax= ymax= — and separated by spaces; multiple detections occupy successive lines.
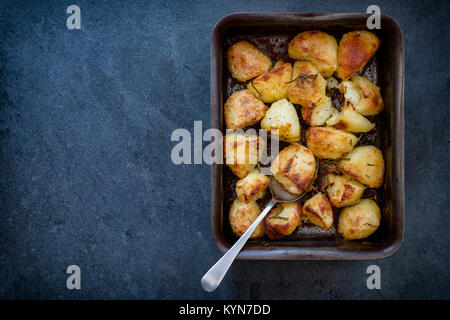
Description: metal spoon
xmin=201 ymin=174 xmax=313 ymax=292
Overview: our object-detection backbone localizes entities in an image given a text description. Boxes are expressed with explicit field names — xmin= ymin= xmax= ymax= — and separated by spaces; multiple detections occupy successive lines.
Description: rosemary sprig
xmin=285 ymin=73 xmax=318 ymax=86
xmin=269 ymin=215 xmax=289 ymax=221
xmin=365 ymin=223 xmax=378 ymax=228
xmin=250 ymin=80 xmax=262 ymax=98
xmin=367 ymin=163 xmax=374 ymax=166
xmin=356 ymin=134 xmax=371 ymax=146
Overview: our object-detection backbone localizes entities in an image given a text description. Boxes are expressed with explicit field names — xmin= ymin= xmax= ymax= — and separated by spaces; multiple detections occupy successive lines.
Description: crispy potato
xmin=301 ymin=96 xmax=339 ymax=126
xmin=337 ymin=145 xmax=385 ymax=188
xmin=337 ymin=30 xmax=381 ymax=80
xmin=302 ymin=192 xmax=334 ymax=230
xmin=288 ymin=30 xmax=338 ymax=77
xmin=229 ymin=199 xmax=264 ymax=239
xmin=224 ymin=133 xmax=266 ymax=178
xmin=260 ymin=98 xmax=301 ymax=143
xmin=340 ymin=76 xmax=383 ymax=116
xmin=306 ymin=127 xmax=358 ymax=160
xmin=224 ymin=89 xmax=268 ymax=130
xmin=326 ymin=102 xmax=375 ymax=132
xmin=287 ymin=61 xmax=327 ymax=108
xmin=226 ymin=41 xmax=272 ymax=82
xmin=236 ymin=170 xmax=270 ymax=203
xmin=325 ymin=174 xmax=365 ymax=207
xmin=247 ymin=62 xmax=292 ymax=103
xmin=271 ymin=143 xmax=317 ymax=195
xmin=264 ymin=201 xmax=301 ymax=240
xmin=338 ymin=199 xmax=381 ymax=240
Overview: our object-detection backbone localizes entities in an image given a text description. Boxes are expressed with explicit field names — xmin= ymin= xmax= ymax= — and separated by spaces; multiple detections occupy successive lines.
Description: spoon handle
xmin=201 ymin=199 xmax=277 ymax=292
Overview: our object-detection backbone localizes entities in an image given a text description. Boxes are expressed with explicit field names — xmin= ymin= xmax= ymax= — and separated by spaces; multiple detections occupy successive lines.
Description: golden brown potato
xmin=260 ymin=98 xmax=301 ymax=143
xmin=306 ymin=127 xmax=358 ymax=160
xmin=340 ymin=76 xmax=383 ymax=116
xmin=226 ymin=41 xmax=272 ymax=82
xmin=302 ymin=192 xmax=334 ymax=230
xmin=288 ymin=30 xmax=338 ymax=77
xmin=264 ymin=201 xmax=301 ymax=240
xmin=224 ymin=89 xmax=268 ymax=130
xmin=247 ymin=62 xmax=292 ymax=103
xmin=336 ymin=30 xmax=381 ymax=80
xmin=224 ymin=133 xmax=266 ymax=178
xmin=326 ymin=102 xmax=375 ymax=133
xmin=287 ymin=61 xmax=327 ymax=108
xmin=229 ymin=199 xmax=264 ymax=239
xmin=301 ymin=96 xmax=339 ymax=127
xmin=271 ymin=143 xmax=317 ymax=195
xmin=338 ymin=199 xmax=381 ymax=240
xmin=337 ymin=145 xmax=385 ymax=188
xmin=236 ymin=170 xmax=270 ymax=203
xmin=325 ymin=174 xmax=365 ymax=208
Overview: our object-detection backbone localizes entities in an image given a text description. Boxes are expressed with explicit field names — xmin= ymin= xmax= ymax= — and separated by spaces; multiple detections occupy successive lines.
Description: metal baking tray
xmin=211 ymin=13 xmax=404 ymax=259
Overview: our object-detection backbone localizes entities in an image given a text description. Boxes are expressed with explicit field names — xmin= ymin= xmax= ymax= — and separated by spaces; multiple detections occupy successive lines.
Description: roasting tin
xmin=211 ymin=13 xmax=404 ymax=260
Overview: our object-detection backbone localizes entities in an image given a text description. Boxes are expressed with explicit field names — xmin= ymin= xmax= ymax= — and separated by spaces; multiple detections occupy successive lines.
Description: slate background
xmin=0 ymin=0 xmax=449 ymax=299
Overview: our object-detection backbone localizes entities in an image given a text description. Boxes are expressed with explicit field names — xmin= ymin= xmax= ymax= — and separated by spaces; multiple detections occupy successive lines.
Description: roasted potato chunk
xmin=287 ymin=61 xmax=327 ymax=108
xmin=302 ymin=192 xmax=334 ymax=230
xmin=247 ymin=62 xmax=292 ymax=103
xmin=301 ymin=96 xmax=339 ymax=126
xmin=236 ymin=170 xmax=270 ymax=203
xmin=288 ymin=30 xmax=338 ymax=77
xmin=336 ymin=30 xmax=381 ymax=80
xmin=224 ymin=133 xmax=266 ymax=178
xmin=260 ymin=98 xmax=301 ymax=143
xmin=264 ymin=201 xmax=301 ymax=240
xmin=271 ymin=143 xmax=317 ymax=195
xmin=224 ymin=89 xmax=268 ymax=130
xmin=226 ymin=41 xmax=272 ymax=82
xmin=338 ymin=199 xmax=381 ymax=240
xmin=340 ymin=76 xmax=383 ymax=116
xmin=229 ymin=199 xmax=264 ymax=239
xmin=306 ymin=127 xmax=358 ymax=159
xmin=326 ymin=102 xmax=375 ymax=133
xmin=337 ymin=145 xmax=385 ymax=188
xmin=326 ymin=174 xmax=365 ymax=207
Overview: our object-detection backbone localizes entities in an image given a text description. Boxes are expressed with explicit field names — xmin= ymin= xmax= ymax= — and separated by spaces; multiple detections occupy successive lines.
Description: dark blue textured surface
xmin=0 ymin=0 xmax=449 ymax=299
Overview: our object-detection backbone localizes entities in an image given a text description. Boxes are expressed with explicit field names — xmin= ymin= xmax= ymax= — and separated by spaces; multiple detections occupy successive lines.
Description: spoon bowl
xmin=201 ymin=159 xmax=318 ymax=292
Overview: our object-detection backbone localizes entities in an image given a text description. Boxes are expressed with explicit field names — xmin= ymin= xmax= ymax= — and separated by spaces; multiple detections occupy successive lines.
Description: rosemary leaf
xmin=269 ymin=215 xmax=289 ymax=221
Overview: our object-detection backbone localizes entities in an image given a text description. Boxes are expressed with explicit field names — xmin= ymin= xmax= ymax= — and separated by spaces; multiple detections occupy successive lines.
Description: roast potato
xmin=336 ymin=30 xmax=381 ymax=80
xmin=271 ymin=143 xmax=317 ymax=195
xmin=302 ymin=192 xmax=334 ymax=230
xmin=229 ymin=199 xmax=264 ymax=239
xmin=340 ymin=76 xmax=383 ymax=116
xmin=247 ymin=62 xmax=292 ymax=103
xmin=337 ymin=145 xmax=385 ymax=188
xmin=288 ymin=30 xmax=338 ymax=77
xmin=236 ymin=169 xmax=270 ymax=203
xmin=306 ymin=127 xmax=358 ymax=159
xmin=264 ymin=201 xmax=301 ymax=240
xmin=325 ymin=173 xmax=365 ymax=207
xmin=260 ymin=98 xmax=301 ymax=143
xmin=326 ymin=102 xmax=375 ymax=133
xmin=224 ymin=133 xmax=266 ymax=178
xmin=224 ymin=89 xmax=268 ymax=130
xmin=301 ymin=96 xmax=339 ymax=127
xmin=287 ymin=61 xmax=327 ymax=108
xmin=338 ymin=199 xmax=381 ymax=240
xmin=226 ymin=41 xmax=272 ymax=82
